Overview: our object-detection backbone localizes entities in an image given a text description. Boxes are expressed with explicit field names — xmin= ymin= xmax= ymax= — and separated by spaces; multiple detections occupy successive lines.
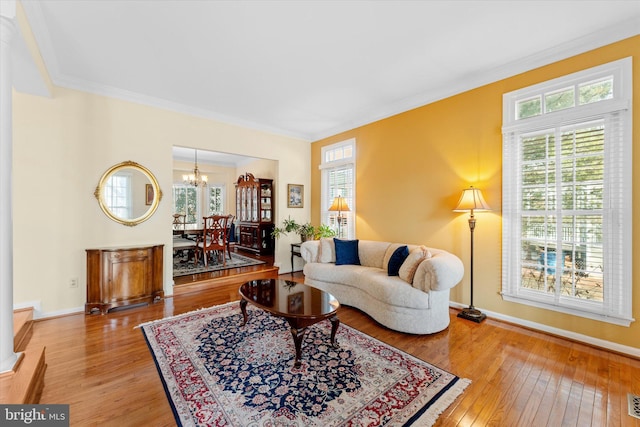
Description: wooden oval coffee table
xmin=239 ymin=279 xmax=340 ymax=368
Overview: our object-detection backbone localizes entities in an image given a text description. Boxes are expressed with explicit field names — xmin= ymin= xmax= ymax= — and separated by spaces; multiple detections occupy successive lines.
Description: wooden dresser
xmin=85 ymin=244 xmax=164 ymax=314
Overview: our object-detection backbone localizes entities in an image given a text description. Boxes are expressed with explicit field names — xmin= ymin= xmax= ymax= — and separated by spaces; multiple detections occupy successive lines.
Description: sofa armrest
xmin=300 ymin=240 xmax=320 ymax=263
xmin=412 ymin=249 xmax=464 ymax=292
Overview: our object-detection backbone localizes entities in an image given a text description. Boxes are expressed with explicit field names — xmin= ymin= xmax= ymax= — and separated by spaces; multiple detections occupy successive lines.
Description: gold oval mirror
xmin=94 ymin=161 xmax=163 ymax=226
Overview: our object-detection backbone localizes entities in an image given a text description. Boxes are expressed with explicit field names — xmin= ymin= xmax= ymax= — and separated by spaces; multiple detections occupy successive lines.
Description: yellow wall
xmin=310 ymin=36 xmax=640 ymax=350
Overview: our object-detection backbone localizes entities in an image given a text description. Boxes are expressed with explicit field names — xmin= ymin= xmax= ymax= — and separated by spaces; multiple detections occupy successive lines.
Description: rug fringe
xmin=412 ymin=377 xmax=471 ymax=426
xmin=134 ymin=300 xmax=239 ymax=329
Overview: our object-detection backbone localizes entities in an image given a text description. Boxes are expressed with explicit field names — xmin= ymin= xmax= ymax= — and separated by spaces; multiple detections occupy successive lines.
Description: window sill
xmin=501 ymin=294 xmax=634 ymax=327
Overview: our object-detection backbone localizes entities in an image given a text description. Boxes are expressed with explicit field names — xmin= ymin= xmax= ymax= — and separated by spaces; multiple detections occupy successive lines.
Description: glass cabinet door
xmin=241 ymin=187 xmax=247 ymax=221
xmin=236 ymin=187 xmax=241 ymax=221
xmin=252 ymin=186 xmax=258 ymax=222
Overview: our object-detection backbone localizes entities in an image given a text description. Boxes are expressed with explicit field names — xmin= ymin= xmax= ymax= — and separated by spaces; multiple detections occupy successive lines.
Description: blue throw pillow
xmin=387 ymin=245 xmax=409 ymax=276
xmin=334 ymin=238 xmax=360 ymax=265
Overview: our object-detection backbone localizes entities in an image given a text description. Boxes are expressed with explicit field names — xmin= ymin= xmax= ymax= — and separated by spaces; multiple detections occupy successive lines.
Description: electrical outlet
xmin=69 ymin=278 xmax=78 ymax=288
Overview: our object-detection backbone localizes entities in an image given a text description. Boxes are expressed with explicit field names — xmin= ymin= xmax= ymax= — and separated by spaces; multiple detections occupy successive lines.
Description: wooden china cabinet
xmin=235 ymin=173 xmax=275 ymax=255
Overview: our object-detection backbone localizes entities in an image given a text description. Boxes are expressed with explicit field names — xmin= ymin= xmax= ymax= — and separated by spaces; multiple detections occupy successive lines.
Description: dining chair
xmin=172 ymin=213 xmax=186 ymax=235
xmin=195 ymin=215 xmax=229 ymax=267
xmin=225 ymin=214 xmax=235 ymax=261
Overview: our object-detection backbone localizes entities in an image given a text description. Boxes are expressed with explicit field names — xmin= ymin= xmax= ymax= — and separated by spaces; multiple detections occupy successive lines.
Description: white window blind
xmin=321 ymin=139 xmax=356 ymax=239
xmin=502 ymin=58 xmax=633 ymax=326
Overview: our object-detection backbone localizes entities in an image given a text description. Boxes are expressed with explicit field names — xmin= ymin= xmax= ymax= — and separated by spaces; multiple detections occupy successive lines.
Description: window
xmin=320 ymin=139 xmax=356 ymax=239
xmin=105 ymin=173 xmax=131 ymax=219
xmin=173 ymin=184 xmax=198 ymax=226
xmin=172 ymin=184 xmax=225 ymax=227
xmin=502 ymin=58 xmax=632 ymax=326
xmin=208 ymin=185 xmax=224 ymax=215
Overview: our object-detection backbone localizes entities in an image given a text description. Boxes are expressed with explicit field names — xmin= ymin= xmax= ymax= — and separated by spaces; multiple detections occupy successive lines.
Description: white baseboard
xmin=13 ymin=300 xmax=42 ymax=314
xmin=14 ymin=301 xmax=44 ymax=320
xmin=449 ymin=301 xmax=640 ymax=359
xmin=14 ymin=300 xmax=84 ymax=319
xmin=33 ymin=306 xmax=84 ymax=320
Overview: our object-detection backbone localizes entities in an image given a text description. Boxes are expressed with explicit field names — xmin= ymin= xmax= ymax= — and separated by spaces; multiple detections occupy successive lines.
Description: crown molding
xmin=309 ymin=17 xmax=640 ymax=141
xmin=53 ymin=72 xmax=313 ymax=142
xmin=20 ymin=0 xmax=639 ymax=143
xmin=19 ymin=1 xmax=61 ymax=82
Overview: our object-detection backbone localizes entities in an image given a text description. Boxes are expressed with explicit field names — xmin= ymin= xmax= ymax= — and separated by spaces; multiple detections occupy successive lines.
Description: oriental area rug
xmin=140 ymin=302 xmax=470 ymax=426
xmin=173 ymin=252 xmax=264 ymax=278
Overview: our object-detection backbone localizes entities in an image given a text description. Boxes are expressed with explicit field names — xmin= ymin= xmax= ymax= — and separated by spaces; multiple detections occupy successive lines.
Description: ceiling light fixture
xmin=183 ymin=149 xmax=208 ymax=187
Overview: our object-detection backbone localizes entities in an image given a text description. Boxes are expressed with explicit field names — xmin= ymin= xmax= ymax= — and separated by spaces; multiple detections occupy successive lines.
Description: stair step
xmin=14 ymin=307 xmax=34 ymax=352
xmin=0 ymin=347 xmax=47 ymax=404
xmin=0 ymin=308 xmax=46 ymax=404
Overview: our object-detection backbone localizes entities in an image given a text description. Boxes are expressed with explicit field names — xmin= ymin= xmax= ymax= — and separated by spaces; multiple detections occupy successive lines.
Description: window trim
xmin=320 ymin=138 xmax=356 ymax=239
xmin=501 ymin=57 xmax=633 ymax=326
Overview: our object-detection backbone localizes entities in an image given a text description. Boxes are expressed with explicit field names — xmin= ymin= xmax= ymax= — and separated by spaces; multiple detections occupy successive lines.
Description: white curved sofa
xmin=301 ymin=239 xmax=464 ymax=334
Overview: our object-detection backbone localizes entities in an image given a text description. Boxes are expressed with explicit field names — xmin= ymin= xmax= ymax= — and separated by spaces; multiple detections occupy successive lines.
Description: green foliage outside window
xmin=579 ymin=79 xmax=613 ymax=105
xmin=208 ymin=187 xmax=224 ymax=215
xmin=173 ymin=186 xmax=197 ymax=224
xmin=517 ymin=96 xmax=541 ymax=119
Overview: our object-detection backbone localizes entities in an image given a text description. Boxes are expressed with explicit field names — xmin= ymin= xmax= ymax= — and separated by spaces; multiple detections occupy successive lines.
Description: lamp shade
xmin=453 ymin=187 xmax=490 ymax=212
xmin=328 ymin=196 xmax=350 ymax=212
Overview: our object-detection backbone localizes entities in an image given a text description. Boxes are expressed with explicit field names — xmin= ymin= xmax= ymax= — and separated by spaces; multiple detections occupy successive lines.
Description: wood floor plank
xmin=590 ymin=349 xmax=612 ymax=425
xmin=575 ymin=348 xmax=600 ymax=426
xmin=464 ymin=330 xmax=527 ymax=425
xmin=434 ymin=320 xmax=510 ymax=425
xmin=561 ymin=344 xmax=591 ymax=426
xmin=14 ymin=266 xmax=640 ymax=427
xmin=618 ymin=354 xmax=640 ymax=427
xmin=545 ymin=344 xmax=578 ymax=426
xmin=608 ymin=354 xmax=625 ymax=426
xmin=514 ymin=336 xmax=563 ymax=426
xmin=488 ymin=333 xmax=551 ymax=426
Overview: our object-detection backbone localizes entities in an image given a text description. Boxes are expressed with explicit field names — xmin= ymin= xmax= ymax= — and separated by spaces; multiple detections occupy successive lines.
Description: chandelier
xmin=182 ymin=149 xmax=208 ymax=187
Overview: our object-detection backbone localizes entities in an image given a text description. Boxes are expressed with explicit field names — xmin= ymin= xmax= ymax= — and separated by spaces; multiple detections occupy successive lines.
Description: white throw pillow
xmin=399 ymin=246 xmax=432 ymax=284
xmin=319 ymin=238 xmax=336 ymax=263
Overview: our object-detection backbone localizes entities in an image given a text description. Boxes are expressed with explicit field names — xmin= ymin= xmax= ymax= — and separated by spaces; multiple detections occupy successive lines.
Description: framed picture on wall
xmin=145 ymin=184 xmax=154 ymax=205
xmin=287 ymin=184 xmax=304 ymax=208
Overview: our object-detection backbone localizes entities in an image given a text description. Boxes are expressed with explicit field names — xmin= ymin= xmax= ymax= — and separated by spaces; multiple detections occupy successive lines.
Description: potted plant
xmin=313 ymin=224 xmax=336 ymax=239
xmin=297 ymin=223 xmax=316 ymax=242
xmin=272 ymin=217 xmax=336 ymax=242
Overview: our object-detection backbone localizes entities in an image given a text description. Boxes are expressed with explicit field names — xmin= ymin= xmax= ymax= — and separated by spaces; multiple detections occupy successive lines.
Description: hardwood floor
xmin=24 ymin=263 xmax=640 ymax=426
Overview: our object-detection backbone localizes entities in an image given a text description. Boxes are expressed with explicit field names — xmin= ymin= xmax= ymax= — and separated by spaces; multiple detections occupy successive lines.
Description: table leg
xmin=329 ymin=315 xmax=340 ymax=347
xmin=239 ymin=299 xmax=248 ymax=326
xmin=289 ymin=326 xmax=307 ymax=368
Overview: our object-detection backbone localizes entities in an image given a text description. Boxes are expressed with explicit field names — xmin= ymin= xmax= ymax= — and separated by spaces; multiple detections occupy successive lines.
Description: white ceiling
xmin=20 ymin=1 xmax=640 ymax=142
xmin=172 ymin=146 xmax=258 ymax=168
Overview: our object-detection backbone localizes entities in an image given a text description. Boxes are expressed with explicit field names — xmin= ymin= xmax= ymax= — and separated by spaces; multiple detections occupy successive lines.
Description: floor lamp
xmin=328 ymin=196 xmax=350 ymax=238
xmin=454 ymin=186 xmax=490 ymax=323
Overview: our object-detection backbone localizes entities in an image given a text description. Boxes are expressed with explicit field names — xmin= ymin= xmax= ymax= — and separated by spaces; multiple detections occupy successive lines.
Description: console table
xmin=291 ymin=243 xmax=302 ymax=273
xmin=85 ymin=244 xmax=164 ymax=314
